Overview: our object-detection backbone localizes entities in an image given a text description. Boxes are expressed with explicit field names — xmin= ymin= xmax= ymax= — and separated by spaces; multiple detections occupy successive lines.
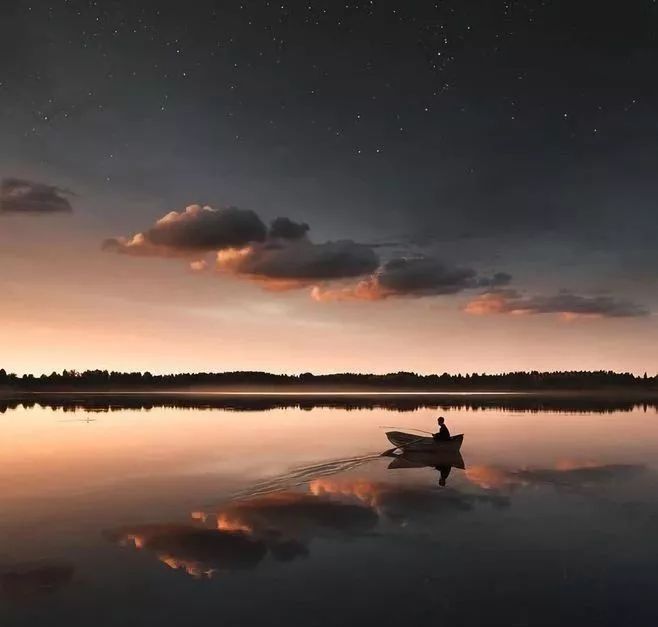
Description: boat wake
xmin=229 ymin=452 xmax=383 ymax=501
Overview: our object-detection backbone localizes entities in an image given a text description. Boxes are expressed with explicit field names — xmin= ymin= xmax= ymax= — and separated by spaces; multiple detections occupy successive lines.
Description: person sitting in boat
xmin=433 ymin=416 xmax=451 ymax=442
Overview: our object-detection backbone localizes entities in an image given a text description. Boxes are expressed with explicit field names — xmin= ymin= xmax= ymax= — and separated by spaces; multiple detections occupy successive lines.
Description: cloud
xmin=109 ymin=524 xmax=268 ymax=578
xmin=464 ymin=289 xmax=649 ymax=319
xmin=1 ymin=561 xmax=74 ymax=602
xmin=103 ymin=207 xmax=379 ymax=290
xmin=102 ymin=205 xmax=518 ymax=306
xmin=515 ymin=463 xmax=645 ymax=487
xmin=269 ymin=216 xmax=310 ymax=240
xmin=308 ymin=478 xmax=508 ymax=520
xmin=217 ymin=239 xmax=379 ymax=287
xmin=466 ymin=462 xmax=645 ymax=492
xmin=206 ymin=491 xmax=379 ymax=538
xmin=0 ymin=178 xmax=73 ymax=213
xmin=103 ymin=204 xmax=267 ymax=257
xmin=312 ymin=256 xmax=511 ymax=302
xmin=111 ymin=491 xmax=378 ymax=577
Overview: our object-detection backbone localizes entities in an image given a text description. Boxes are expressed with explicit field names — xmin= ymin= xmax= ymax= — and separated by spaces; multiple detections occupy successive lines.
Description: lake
xmin=1 ymin=395 xmax=657 ymax=626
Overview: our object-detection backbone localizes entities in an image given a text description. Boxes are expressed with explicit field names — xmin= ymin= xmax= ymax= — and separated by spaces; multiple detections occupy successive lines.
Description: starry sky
xmin=1 ymin=0 xmax=656 ymax=375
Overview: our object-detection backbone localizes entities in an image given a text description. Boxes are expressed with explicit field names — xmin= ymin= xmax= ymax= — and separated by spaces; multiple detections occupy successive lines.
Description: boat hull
xmin=385 ymin=431 xmax=464 ymax=452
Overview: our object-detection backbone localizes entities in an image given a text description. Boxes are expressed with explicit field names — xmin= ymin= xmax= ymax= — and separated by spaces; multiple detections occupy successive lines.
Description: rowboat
xmin=385 ymin=431 xmax=464 ymax=452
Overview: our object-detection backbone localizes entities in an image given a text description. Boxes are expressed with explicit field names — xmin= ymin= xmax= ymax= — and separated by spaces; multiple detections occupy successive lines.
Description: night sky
xmin=1 ymin=0 xmax=656 ymax=374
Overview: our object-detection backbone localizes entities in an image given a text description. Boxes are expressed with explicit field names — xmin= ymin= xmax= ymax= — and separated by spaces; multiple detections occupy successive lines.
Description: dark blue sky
xmin=0 ymin=1 xmax=656 ymax=373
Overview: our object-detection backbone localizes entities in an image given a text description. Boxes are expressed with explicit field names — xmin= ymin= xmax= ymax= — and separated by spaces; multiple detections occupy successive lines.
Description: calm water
xmin=1 ymin=396 xmax=657 ymax=626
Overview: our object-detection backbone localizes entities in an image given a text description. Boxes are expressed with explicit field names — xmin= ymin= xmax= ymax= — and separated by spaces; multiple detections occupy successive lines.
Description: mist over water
xmin=1 ymin=398 xmax=657 ymax=626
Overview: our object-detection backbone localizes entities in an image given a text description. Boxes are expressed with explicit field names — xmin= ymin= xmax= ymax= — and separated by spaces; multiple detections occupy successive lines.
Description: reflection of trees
xmin=1 ymin=393 xmax=656 ymax=414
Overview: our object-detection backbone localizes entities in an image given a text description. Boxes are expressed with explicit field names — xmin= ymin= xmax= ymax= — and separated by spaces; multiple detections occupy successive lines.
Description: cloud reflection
xmin=107 ymin=454 xmax=645 ymax=581
xmin=109 ymin=475 xmax=509 ymax=578
xmin=108 ymin=524 xmax=268 ymax=579
xmin=0 ymin=561 xmax=74 ymax=602
xmin=465 ymin=461 xmax=645 ymax=491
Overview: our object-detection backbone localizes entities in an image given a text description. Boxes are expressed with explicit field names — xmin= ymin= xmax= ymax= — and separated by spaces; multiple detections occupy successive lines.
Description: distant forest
xmin=0 ymin=368 xmax=656 ymax=392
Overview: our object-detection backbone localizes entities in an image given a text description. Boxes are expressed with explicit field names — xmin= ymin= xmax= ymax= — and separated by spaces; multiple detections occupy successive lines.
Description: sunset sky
xmin=1 ymin=1 xmax=656 ymax=375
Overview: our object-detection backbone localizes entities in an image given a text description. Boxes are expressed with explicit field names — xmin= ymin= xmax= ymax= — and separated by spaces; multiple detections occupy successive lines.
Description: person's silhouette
xmin=433 ymin=416 xmax=451 ymax=442
xmin=435 ymin=464 xmax=452 ymax=487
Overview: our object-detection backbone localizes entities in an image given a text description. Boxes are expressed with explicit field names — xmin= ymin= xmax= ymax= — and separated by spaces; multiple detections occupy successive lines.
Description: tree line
xmin=0 ymin=368 xmax=655 ymax=391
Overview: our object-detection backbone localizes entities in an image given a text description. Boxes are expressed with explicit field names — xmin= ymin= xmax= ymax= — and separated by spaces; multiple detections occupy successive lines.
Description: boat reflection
xmin=384 ymin=449 xmax=466 ymax=487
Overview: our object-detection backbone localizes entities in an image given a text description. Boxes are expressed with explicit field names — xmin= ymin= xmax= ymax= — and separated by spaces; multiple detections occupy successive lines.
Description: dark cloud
xmin=104 ymin=205 xmax=523 ymax=305
xmin=208 ymin=491 xmax=379 ymax=538
xmin=375 ymin=485 xmax=509 ymax=520
xmin=477 ymin=272 xmax=513 ymax=288
xmin=1 ymin=561 xmax=74 ymax=602
xmin=104 ymin=205 xmax=378 ymax=290
xmin=377 ymin=257 xmax=510 ymax=295
xmin=103 ymin=204 xmax=267 ymax=257
xmin=0 ymin=178 xmax=73 ymax=213
xmin=516 ymin=464 xmax=645 ymax=488
xmin=313 ymin=256 xmax=511 ymax=301
xmin=269 ymin=217 xmax=310 ymax=240
xmin=465 ymin=289 xmax=650 ymax=319
xmin=110 ymin=491 xmax=378 ymax=576
xmin=306 ymin=479 xmax=508 ymax=525
xmin=467 ymin=463 xmax=646 ymax=491
xmin=218 ymin=238 xmax=380 ymax=285
xmin=109 ymin=524 xmax=268 ymax=577
xmin=267 ymin=539 xmax=309 ymax=562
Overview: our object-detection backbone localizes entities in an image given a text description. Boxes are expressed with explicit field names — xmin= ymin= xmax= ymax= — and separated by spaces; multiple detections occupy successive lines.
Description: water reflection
xmin=2 ymin=392 xmax=656 ymax=414
xmin=0 ymin=561 xmax=74 ymax=603
xmin=109 ymin=488 xmax=381 ymax=578
xmin=108 ymin=524 xmax=273 ymax=578
xmin=105 ymin=446 xmax=649 ymax=583
xmin=2 ymin=401 xmax=657 ymax=626
xmin=384 ymin=449 xmax=466 ymax=486
xmin=466 ymin=461 xmax=645 ymax=491
xmin=109 ymin=476 xmax=509 ymax=579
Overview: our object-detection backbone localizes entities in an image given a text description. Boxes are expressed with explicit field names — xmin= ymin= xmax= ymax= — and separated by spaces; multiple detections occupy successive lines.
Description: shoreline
xmin=2 ymin=388 xmax=657 ymax=397
xmin=3 ymin=389 xmax=657 ymax=414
